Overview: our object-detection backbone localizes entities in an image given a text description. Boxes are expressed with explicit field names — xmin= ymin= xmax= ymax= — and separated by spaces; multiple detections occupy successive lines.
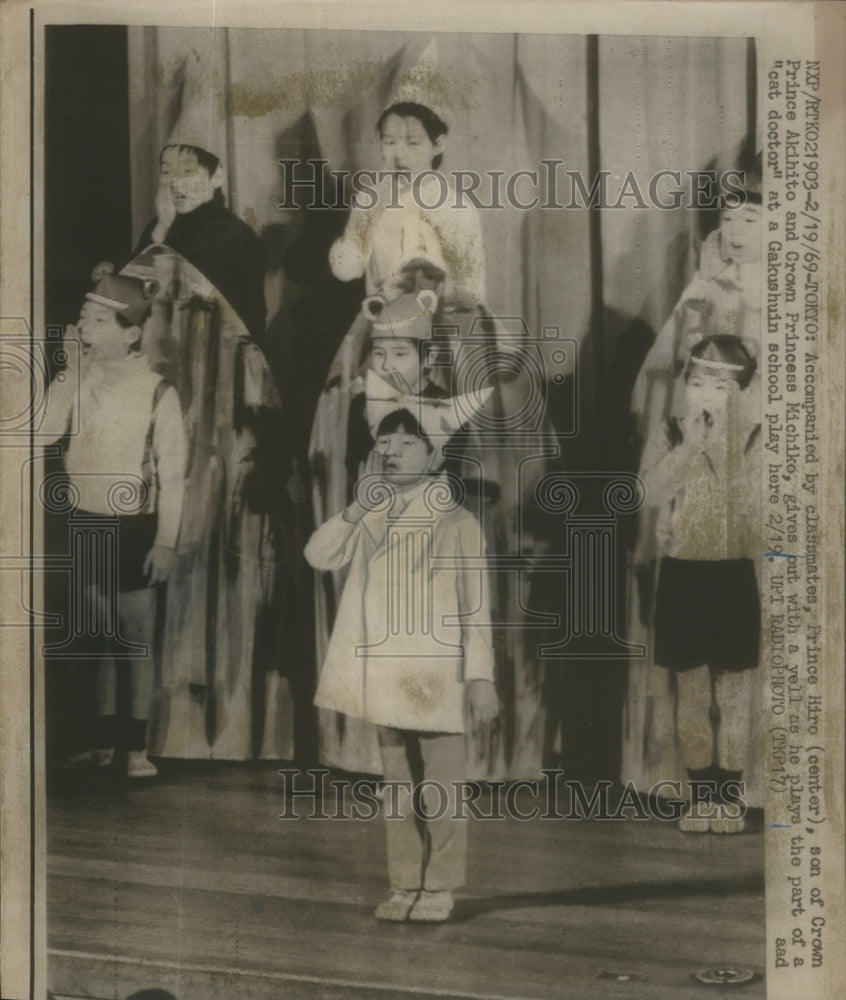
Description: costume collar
xmin=360 ymin=472 xmax=455 ymax=547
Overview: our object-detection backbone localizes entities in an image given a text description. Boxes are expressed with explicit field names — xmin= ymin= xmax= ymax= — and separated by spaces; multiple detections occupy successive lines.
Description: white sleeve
xmin=304 ymin=511 xmax=362 ymax=571
xmin=151 ymin=385 xmax=187 ymax=549
xmin=37 ymin=365 xmax=80 ymax=443
xmin=453 ymin=514 xmax=495 ymax=682
xmin=640 ymin=423 xmax=696 ymax=506
xmin=427 ymin=201 xmax=487 ymax=304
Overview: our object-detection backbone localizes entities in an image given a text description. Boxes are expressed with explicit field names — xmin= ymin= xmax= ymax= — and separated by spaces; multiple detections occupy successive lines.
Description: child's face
xmin=370 ymin=338 xmax=423 ymax=393
xmin=719 ymin=204 xmax=762 ymax=264
xmin=379 ymin=113 xmax=443 ymax=179
xmin=685 ymin=366 xmax=740 ymax=416
xmin=375 ymin=427 xmax=434 ymax=485
xmin=160 ymin=147 xmax=220 ymax=214
xmin=77 ymin=302 xmax=137 ymax=363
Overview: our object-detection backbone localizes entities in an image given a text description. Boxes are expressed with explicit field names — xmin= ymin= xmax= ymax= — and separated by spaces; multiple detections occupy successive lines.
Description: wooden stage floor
xmin=47 ymin=762 xmax=766 ymax=1000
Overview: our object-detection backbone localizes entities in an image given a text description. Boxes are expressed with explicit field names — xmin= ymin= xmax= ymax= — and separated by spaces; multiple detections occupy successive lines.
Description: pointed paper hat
xmin=164 ymin=98 xmax=226 ymax=165
xmin=384 ymin=38 xmax=449 ymax=129
xmin=363 ymin=288 xmax=440 ymax=341
xmin=162 ymin=44 xmax=228 ymax=164
xmin=365 ymin=369 xmax=493 ymax=460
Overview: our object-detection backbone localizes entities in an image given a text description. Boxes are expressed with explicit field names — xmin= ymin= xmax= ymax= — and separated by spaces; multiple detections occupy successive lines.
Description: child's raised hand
xmin=382 ymin=367 xmax=417 ymax=395
xmin=151 ymin=182 xmax=176 ymax=243
xmin=143 ymin=544 xmax=174 ymax=584
xmin=685 ymin=410 xmax=711 ymax=449
xmin=344 ymin=448 xmax=391 ymax=522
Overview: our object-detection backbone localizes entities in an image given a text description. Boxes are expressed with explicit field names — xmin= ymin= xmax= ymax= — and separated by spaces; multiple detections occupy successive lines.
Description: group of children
xmin=46 ymin=107 xmax=268 ymax=774
xmin=44 ymin=65 xmax=766 ymax=919
xmin=630 ymin=179 xmax=764 ymax=833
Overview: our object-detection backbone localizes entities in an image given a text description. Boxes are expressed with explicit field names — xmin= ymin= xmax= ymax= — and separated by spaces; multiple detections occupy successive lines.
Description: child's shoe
xmin=374 ymin=889 xmax=419 ymax=922
xmin=61 ymin=747 xmax=115 ymax=768
xmin=127 ymin=750 xmax=158 ymax=778
xmin=678 ymin=799 xmax=713 ymax=833
xmin=409 ymin=890 xmax=454 ymax=922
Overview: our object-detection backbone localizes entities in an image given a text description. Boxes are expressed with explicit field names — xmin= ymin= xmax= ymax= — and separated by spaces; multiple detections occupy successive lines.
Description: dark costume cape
xmin=134 ymin=198 xmax=266 ymax=341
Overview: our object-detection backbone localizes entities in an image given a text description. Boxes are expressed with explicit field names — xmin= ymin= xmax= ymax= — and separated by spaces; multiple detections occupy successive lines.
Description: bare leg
xmin=714 ymin=668 xmax=757 ymax=772
xmin=118 ymin=586 xmax=157 ymax=775
xmin=119 ymin=587 xmax=156 ymax=723
xmin=676 ymin=665 xmax=715 ymax=832
xmin=675 ymin=665 xmax=713 ymax=770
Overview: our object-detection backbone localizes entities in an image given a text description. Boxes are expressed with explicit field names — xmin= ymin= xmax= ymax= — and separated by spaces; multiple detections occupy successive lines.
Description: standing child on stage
xmin=632 ymin=167 xmax=762 ymax=439
xmin=41 ymin=269 xmax=186 ymax=777
xmin=305 ymin=390 xmax=497 ymax=922
xmin=311 ymin=289 xmax=454 ymax=776
xmin=640 ymin=335 xmax=761 ymax=832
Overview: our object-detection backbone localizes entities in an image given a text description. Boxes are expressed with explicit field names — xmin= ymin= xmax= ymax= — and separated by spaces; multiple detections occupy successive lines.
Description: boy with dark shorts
xmin=42 ymin=269 xmax=186 ymax=777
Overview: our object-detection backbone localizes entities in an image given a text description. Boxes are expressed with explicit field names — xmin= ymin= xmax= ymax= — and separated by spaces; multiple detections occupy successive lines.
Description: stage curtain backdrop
xmin=127 ymin=28 xmax=750 ymax=773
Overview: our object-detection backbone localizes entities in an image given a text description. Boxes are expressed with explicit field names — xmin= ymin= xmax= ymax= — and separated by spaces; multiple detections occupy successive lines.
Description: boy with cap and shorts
xmin=41 ymin=268 xmax=186 ymax=777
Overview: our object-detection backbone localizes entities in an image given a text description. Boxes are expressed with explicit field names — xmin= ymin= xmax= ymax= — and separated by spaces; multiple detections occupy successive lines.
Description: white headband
xmin=690 ymin=357 xmax=746 ymax=373
xmin=86 ymin=291 xmax=130 ymax=311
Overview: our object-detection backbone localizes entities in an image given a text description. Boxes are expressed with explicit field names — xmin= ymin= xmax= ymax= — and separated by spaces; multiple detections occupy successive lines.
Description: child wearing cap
xmin=345 ymin=289 xmax=449 ymax=488
xmin=639 ymin=335 xmax=761 ymax=832
xmin=305 ymin=385 xmax=497 ymax=922
xmin=40 ymin=269 xmax=186 ymax=777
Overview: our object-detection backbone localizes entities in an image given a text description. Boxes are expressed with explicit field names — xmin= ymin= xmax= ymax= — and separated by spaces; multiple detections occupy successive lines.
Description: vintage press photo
xmin=0 ymin=2 xmax=844 ymax=999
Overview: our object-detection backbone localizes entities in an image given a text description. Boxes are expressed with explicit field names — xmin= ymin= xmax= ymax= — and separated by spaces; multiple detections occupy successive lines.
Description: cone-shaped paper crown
xmin=384 ymin=38 xmax=449 ymax=129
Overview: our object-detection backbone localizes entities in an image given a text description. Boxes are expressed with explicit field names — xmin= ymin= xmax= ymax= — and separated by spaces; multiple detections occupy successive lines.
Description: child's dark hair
xmin=161 ymin=143 xmax=220 ymax=175
xmin=686 ymin=334 xmax=756 ymax=388
xmin=377 ymin=102 xmax=448 ymax=170
xmin=723 ymin=149 xmax=763 ymax=208
xmin=376 ymin=407 xmax=434 ymax=453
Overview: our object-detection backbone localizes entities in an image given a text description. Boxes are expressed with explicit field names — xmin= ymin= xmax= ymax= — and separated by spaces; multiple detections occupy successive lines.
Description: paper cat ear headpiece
xmin=365 ymin=369 xmax=493 ymax=461
xmin=362 ymin=289 xmax=439 ymax=341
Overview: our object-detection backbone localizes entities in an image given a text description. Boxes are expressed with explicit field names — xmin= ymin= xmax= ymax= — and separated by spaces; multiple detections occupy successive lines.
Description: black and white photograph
xmin=0 ymin=2 xmax=843 ymax=999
